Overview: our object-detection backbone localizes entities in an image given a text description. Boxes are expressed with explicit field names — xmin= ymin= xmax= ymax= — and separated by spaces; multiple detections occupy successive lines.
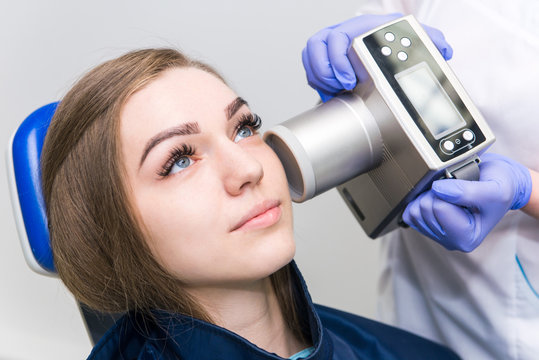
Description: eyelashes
xmin=235 ymin=113 xmax=262 ymax=134
xmin=158 ymin=144 xmax=195 ymax=177
xmin=157 ymin=113 xmax=263 ymax=178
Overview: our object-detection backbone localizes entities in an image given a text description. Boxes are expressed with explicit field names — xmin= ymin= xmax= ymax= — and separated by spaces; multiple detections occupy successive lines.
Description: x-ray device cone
xmin=264 ymin=15 xmax=495 ymax=238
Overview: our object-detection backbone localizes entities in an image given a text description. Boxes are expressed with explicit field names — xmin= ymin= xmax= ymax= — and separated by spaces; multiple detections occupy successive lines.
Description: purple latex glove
xmin=402 ymin=153 xmax=532 ymax=252
xmin=302 ymin=13 xmax=453 ymax=102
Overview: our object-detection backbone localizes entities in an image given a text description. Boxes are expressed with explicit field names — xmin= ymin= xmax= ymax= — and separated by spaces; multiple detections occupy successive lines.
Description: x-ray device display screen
xmin=395 ymin=62 xmax=466 ymax=139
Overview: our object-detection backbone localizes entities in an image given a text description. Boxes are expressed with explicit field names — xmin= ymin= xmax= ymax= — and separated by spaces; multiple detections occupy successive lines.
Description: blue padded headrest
xmin=7 ymin=102 xmax=59 ymax=275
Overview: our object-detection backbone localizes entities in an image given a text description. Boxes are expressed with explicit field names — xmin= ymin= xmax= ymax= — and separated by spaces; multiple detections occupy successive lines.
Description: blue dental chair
xmin=6 ymin=103 xmax=120 ymax=345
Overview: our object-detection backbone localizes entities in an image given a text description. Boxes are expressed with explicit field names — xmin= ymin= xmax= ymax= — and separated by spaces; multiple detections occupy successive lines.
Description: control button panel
xmin=440 ymin=129 xmax=476 ymax=155
xmin=372 ymin=32 xmax=413 ymax=63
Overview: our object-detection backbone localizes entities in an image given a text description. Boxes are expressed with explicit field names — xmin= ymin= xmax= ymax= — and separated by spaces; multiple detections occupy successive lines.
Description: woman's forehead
xmin=121 ymin=67 xmax=238 ymax=127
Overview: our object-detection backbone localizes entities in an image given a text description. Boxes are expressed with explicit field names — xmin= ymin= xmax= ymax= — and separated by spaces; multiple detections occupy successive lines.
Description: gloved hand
xmin=302 ymin=13 xmax=453 ymax=102
xmin=402 ymin=153 xmax=532 ymax=252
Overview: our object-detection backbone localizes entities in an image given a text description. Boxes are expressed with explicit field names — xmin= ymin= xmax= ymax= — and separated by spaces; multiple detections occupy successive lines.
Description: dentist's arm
xmin=402 ymin=153 xmax=534 ymax=252
xmin=302 ymin=14 xmax=453 ymax=102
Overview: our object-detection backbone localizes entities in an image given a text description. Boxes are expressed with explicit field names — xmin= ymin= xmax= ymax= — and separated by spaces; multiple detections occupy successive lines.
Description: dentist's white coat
xmin=357 ymin=0 xmax=539 ymax=358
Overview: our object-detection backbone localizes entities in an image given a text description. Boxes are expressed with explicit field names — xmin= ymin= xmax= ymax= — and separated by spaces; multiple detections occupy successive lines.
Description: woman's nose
xmin=219 ymin=141 xmax=264 ymax=196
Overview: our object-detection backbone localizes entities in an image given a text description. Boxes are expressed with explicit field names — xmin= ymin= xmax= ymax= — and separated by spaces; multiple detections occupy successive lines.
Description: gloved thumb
xmin=431 ymin=178 xmax=500 ymax=208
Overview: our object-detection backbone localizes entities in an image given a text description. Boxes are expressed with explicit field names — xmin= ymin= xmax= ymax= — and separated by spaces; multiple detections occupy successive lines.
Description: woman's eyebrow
xmin=226 ymin=97 xmax=248 ymax=120
xmin=138 ymin=97 xmax=247 ymax=169
xmin=139 ymin=122 xmax=200 ymax=168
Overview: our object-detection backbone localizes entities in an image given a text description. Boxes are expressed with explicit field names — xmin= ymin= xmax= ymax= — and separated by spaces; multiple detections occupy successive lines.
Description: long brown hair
xmin=41 ymin=48 xmax=307 ymax=340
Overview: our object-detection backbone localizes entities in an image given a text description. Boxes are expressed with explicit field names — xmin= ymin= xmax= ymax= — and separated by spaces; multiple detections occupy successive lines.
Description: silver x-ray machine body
xmin=264 ymin=16 xmax=495 ymax=238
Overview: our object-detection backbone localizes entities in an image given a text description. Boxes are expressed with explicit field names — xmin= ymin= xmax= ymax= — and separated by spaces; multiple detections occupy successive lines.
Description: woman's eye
xmin=170 ymin=155 xmax=193 ymax=175
xmin=234 ymin=126 xmax=254 ymax=143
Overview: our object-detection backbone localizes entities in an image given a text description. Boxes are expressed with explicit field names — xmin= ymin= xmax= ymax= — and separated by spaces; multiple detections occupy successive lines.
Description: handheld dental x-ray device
xmin=264 ymin=15 xmax=495 ymax=238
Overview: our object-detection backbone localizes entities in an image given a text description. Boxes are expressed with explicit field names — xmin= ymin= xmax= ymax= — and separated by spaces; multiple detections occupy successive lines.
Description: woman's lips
xmin=231 ymin=200 xmax=282 ymax=232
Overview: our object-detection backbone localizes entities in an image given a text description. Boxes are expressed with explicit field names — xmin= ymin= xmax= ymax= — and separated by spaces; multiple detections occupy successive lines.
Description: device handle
xmin=444 ymin=156 xmax=480 ymax=181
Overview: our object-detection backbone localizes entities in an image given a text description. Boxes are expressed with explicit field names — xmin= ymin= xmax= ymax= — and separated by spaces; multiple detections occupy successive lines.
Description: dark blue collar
xmin=151 ymin=261 xmax=333 ymax=360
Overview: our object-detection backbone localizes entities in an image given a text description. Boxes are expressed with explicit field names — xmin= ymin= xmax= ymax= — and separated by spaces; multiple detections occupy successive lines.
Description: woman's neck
xmin=186 ymin=277 xmax=306 ymax=358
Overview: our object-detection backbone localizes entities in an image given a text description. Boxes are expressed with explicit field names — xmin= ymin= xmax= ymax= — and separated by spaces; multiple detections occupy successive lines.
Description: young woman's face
xmin=120 ymin=68 xmax=295 ymax=287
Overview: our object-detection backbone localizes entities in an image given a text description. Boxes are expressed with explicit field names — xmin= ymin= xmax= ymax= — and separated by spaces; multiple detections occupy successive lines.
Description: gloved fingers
xmin=302 ymin=13 xmax=454 ymax=102
xmin=302 ymin=30 xmax=346 ymax=96
xmin=431 ymin=178 xmax=501 ymax=209
xmin=403 ymin=192 xmax=481 ymax=251
xmin=402 ymin=193 xmax=440 ymax=241
xmin=418 ymin=191 xmax=446 ymax=239
xmin=326 ymin=13 xmax=402 ymax=88
xmin=326 ymin=29 xmax=357 ymax=90
xmin=422 ymin=24 xmax=453 ymax=60
xmin=431 ymin=198 xmax=480 ymax=252
xmin=434 ymin=157 xmax=531 ymax=211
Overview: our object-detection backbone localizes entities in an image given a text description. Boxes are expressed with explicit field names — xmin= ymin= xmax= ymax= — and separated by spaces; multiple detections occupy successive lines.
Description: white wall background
xmin=0 ymin=1 xmax=380 ymax=358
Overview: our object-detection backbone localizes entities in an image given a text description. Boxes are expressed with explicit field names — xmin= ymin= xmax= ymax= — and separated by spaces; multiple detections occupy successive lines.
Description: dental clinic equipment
xmin=264 ymin=15 xmax=495 ymax=238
